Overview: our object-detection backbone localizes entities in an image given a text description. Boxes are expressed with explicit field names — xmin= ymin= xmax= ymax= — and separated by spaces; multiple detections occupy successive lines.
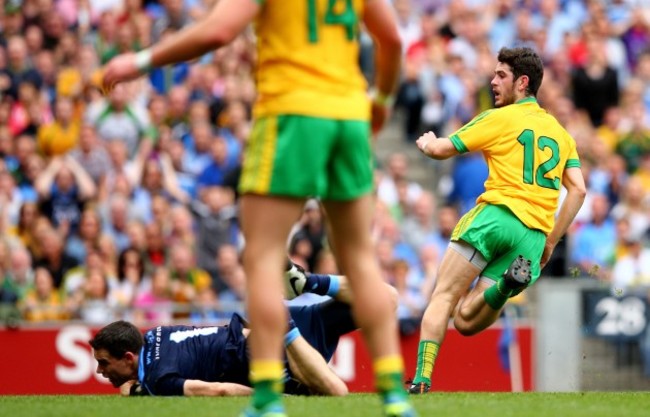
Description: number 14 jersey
xmin=253 ymin=0 xmax=369 ymax=120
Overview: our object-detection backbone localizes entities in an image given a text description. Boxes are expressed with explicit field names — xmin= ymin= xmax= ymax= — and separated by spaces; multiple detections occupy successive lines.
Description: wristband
xmin=284 ymin=327 xmax=301 ymax=347
xmin=326 ymin=275 xmax=340 ymax=297
xmin=134 ymin=49 xmax=153 ymax=73
xmin=369 ymin=88 xmax=394 ymax=107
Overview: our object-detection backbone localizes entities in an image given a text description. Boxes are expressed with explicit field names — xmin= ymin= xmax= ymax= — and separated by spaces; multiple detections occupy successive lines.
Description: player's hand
xmin=540 ymin=241 xmax=555 ymax=270
xmin=416 ymin=131 xmax=437 ymax=156
xmin=119 ymin=380 xmax=137 ymax=396
xmin=370 ymin=101 xmax=390 ymax=135
xmin=101 ymin=53 xmax=141 ymax=94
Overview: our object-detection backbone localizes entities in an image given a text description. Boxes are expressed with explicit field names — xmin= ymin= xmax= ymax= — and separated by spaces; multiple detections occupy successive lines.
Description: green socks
xmin=374 ymin=355 xmax=408 ymax=401
xmin=249 ymin=360 xmax=284 ymax=410
xmin=251 ymin=380 xmax=282 ymax=410
xmin=483 ymin=279 xmax=513 ymax=310
xmin=412 ymin=340 xmax=439 ymax=385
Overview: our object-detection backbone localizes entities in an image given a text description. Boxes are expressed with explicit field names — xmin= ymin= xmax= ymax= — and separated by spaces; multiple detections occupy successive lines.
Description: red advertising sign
xmin=0 ymin=324 xmax=533 ymax=394
xmin=0 ymin=325 xmax=115 ymax=394
xmin=330 ymin=326 xmax=534 ymax=392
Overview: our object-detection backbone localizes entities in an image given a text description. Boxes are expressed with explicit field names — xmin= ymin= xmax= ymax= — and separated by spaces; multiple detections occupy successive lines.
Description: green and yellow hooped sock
xmin=249 ymin=360 xmax=284 ymax=410
xmin=375 ymin=355 xmax=408 ymax=401
xmin=412 ymin=340 xmax=439 ymax=386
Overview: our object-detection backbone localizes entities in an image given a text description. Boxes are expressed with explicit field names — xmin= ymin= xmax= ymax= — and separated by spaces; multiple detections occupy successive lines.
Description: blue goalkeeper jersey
xmin=138 ymin=313 xmax=250 ymax=395
xmin=136 ymin=301 xmax=358 ymax=396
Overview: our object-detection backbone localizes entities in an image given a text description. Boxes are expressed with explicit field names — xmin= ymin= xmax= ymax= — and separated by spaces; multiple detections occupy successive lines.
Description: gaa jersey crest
xmin=449 ymin=97 xmax=581 ymax=234
xmin=253 ymin=0 xmax=370 ymax=120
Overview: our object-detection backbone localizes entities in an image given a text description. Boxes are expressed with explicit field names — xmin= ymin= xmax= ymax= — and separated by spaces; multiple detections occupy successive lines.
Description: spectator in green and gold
xmin=0 ymin=239 xmax=19 ymax=306
xmin=37 ymin=96 xmax=80 ymax=157
xmin=19 ymin=266 xmax=70 ymax=322
xmin=616 ymin=101 xmax=650 ymax=174
xmin=168 ymin=241 xmax=211 ymax=318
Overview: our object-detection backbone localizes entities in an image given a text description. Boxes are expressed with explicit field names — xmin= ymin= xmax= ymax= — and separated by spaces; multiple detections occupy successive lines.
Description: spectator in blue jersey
xmin=34 ymin=155 xmax=97 ymax=235
xmin=195 ymin=135 xmax=231 ymax=192
xmin=148 ymin=29 xmax=190 ymax=95
xmin=445 ymin=153 xmax=488 ymax=216
xmin=90 ymin=266 xmax=397 ymax=397
xmin=570 ymin=193 xmax=617 ymax=280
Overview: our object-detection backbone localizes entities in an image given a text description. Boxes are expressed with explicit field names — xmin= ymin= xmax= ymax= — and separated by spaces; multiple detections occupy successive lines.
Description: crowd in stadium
xmin=0 ymin=0 xmax=650 ymax=329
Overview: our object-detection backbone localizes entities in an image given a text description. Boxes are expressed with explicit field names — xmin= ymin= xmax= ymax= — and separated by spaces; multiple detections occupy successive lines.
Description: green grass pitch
xmin=1 ymin=392 xmax=649 ymax=417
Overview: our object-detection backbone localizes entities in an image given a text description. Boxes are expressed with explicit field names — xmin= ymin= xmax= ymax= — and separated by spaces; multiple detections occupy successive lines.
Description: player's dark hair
xmin=497 ymin=47 xmax=544 ymax=97
xmin=89 ymin=320 xmax=143 ymax=359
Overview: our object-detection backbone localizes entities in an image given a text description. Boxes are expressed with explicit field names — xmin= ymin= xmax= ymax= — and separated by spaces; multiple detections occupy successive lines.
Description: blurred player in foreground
xmin=90 ymin=264 xmax=394 ymax=397
xmin=100 ymin=0 xmax=409 ymax=415
xmin=407 ymin=47 xmax=587 ymax=393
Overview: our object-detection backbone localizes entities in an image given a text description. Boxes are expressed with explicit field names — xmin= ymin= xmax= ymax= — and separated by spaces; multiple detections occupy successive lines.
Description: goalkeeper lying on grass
xmin=90 ymin=262 xmax=393 ymax=396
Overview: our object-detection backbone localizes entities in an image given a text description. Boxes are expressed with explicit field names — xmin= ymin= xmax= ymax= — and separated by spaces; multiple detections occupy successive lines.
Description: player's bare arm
xmin=102 ymin=0 xmax=260 ymax=89
xmin=363 ymin=0 xmax=401 ymax=95
xmin=286 ymin=336 xmax=348 ymax=396
xmin=541 ymin=166 xmax=587 ymax=268
xmin=322 ymin=273 xmax=398 ymax=309
xmin=363 ymin=0 xmax=402 ymax=133
xmin=415 ymin=131 xmax=459 ymax=160
xmin=286 ymin=261 xmax=358 ymax=304
xmin=183 ymin=380 xmax=253 ymax=396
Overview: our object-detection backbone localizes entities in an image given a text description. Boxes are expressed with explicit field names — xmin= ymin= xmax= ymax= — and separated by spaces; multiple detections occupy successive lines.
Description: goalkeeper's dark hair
xmin=497 ymin=47 xmax=544 ymax=97
xmin=89 ymin=320 xmax=143 ymax=358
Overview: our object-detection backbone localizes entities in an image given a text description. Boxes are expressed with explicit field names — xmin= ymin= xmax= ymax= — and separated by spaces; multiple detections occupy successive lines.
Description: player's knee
xmin=453 ymin=317 xmax=481 ymax=336
xmin=431 ymin=290 xmax=462 ymax=314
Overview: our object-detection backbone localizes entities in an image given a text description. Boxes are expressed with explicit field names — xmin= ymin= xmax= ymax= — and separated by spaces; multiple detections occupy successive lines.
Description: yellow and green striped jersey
xmin=449 ymin=97 xmax=581 ymax=234
xmin=253 ymin=0 xmax=369 ymax=120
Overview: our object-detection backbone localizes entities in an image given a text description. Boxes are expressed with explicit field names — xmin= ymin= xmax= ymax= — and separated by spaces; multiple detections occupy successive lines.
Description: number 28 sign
xmin=582 ymin=289 xmax=649 ymax=341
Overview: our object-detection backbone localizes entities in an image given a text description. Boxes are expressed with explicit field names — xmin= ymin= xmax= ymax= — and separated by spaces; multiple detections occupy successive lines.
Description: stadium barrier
xmin=4 ymin=279 xmax=649 ymax=394
xmin=535 ymin=279 xmax=650 ymax=391
xmin=0 ymin=322 xmax=533 ymax=394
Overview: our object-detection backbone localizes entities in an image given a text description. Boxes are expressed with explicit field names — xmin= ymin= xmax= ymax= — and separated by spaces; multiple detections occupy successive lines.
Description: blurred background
xmin=1 ymin=0 xmax=650 ymax=393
